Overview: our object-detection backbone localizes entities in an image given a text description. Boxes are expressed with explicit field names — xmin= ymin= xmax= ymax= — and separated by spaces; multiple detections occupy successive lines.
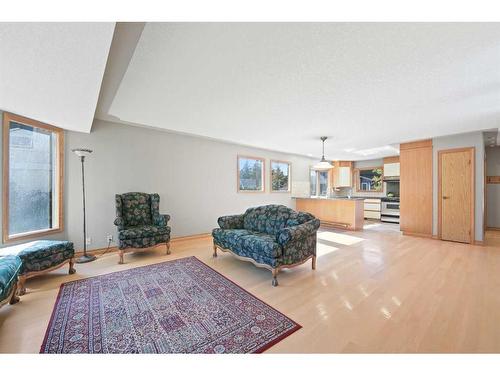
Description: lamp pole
xmin=72 ymin=148 xmax=96 ymax=263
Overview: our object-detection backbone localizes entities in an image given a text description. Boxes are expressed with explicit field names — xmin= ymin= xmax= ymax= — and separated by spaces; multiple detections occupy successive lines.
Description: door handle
xmin=442 ymin=196 xmax=450 ymax=200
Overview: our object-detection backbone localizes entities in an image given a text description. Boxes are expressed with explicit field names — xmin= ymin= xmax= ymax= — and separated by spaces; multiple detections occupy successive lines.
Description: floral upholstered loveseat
xmin=212 ymin=204 xmax=320 ymax=286
xmin=114 ymin=192 xmax=171 ymax=264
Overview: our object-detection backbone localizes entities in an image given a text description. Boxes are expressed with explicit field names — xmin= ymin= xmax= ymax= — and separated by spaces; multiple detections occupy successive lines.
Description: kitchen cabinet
xmin=399 ymin=140 xmax=433 ymax=237
xmin=332 ymin=161 xmax=353 ymax=187
xmin=383 ymin=156 xmax=400 ymax=177
xmin=364 ymin=198 xmax=381 ymax=220
xmin=384 ymin=163 xmax=400 ymax=177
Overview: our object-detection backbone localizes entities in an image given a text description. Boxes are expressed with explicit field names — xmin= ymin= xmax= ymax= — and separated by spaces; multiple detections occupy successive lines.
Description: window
xmin=310 ymin=169 xmax=317 ymax=196
xmin=356 ymin=167 xmax=383 ymax=192
xmin=237 ymin=155 xmax=265 ymax=192
xmin=319 ymin=171 xmax=329 ymax=195
xmin=270 ymin=160 xmax=291 ymax=192
xmin=3 ymin=112 xmax=64 ymax=242
xmin=310 ymin=169 xmax=330 ymax=197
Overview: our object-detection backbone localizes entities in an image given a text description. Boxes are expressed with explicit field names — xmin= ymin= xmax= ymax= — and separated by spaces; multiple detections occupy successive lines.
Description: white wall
xmin=0 ymin=109 xmax=488 ymax=247
xmin=0 ymin=117 xmax=314 ymax=250
xmin=432 ymin=131 xmax=485 ymax=241
xmin=486 ymin=146 xmax=500 ymax=228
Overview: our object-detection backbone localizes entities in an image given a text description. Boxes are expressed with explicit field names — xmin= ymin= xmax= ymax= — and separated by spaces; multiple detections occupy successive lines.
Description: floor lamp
xmin=72 ymin=148 xmax=96 ymax=263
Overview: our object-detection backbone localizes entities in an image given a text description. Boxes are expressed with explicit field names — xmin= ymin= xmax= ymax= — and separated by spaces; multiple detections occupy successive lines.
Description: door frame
xmin=438 ymin=147 xmax=475 ymax=244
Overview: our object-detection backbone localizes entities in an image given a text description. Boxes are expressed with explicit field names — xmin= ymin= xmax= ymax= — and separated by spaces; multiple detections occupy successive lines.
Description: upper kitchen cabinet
xmin=331 ymin=161 xmax=353 ymax=187
xmin=383 ymin=156 xmax=400 ymax=179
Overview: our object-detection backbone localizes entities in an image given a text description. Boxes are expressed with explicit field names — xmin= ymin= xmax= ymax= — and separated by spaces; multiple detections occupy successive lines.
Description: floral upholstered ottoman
xmin=0 ymin=240 xmax=75 ymax=295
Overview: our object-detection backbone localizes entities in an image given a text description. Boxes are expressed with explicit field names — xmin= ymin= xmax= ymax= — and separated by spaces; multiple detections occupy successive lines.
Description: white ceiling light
xmin=313 ymin=137 xmax=333 ymax=170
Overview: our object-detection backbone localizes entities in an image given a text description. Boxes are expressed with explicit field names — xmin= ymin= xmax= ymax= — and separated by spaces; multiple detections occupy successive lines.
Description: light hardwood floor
xmin=1 ymin=223 xmax=500 ymax=353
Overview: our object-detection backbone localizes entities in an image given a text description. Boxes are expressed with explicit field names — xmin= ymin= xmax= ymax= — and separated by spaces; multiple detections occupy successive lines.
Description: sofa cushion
xmin=0 ymin=255 xmax=22 ymax=301
xmin=212 ymin=228 xmax=254 ymax=248
xmin=213 ymin=229 xmax=282 ymax=259
xmin=0 ymin=240 xmax=73 ymax=259
xmin=0 ymin=240 xmax=74 ymax=274
xmin=243 ymin=205 xmax=294 ymax=235
xmin=119 ymin=225 xmax=171 ymax=240
xmin=121 ymin=192 xmax=153 ymax=227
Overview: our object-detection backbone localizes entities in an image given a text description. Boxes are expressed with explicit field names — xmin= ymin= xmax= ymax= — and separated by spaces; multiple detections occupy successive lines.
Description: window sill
xmin=3 ymin=227 xmax=63 ymax=244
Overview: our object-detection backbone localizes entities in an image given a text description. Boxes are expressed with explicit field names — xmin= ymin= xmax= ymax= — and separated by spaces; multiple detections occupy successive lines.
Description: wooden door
xmin=439 ymin=148 xmax=475 ymax=243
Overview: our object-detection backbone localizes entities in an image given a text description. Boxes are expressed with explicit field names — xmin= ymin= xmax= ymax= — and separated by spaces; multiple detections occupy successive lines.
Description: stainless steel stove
xmin=381 ymin=197 xmax=400 ymax=224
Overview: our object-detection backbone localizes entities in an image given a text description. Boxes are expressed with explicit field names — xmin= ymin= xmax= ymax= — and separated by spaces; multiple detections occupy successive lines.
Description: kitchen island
xmin=294 ymin=197 xmax=364 ymax=231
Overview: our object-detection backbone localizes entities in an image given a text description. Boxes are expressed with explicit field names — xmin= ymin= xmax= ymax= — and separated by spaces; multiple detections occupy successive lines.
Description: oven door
xmin=382 ymin=202 xmax=400 ymax=215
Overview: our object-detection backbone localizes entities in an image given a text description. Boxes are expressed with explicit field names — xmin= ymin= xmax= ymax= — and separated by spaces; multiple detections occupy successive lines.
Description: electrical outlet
xmin=106 ymin=235 xmax=113 ymax=242
xmin=86 ymin=237 xmax=92 ymax=245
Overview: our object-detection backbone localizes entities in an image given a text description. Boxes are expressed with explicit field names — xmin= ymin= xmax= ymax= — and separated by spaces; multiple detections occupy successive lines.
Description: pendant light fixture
xmin=313 ymin=136 xmax=333 ymax=170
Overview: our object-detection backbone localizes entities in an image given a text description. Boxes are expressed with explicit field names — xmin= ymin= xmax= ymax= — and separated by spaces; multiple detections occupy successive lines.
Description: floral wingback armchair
xmin=114 ymin=192 xmax=171 ymax=264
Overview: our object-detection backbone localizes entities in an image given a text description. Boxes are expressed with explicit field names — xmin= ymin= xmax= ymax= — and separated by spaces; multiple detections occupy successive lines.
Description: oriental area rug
xmin=40 ymin=256 xmax=301 ymax=353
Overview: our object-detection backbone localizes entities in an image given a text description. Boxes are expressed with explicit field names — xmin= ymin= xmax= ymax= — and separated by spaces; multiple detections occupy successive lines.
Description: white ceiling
xmin=98 ymin=23 xmax=500 ymax=159
xmin=6 ymin=23 xmax=500 ymax=159
xmin=0 ymin=23 xmax=115 ymax=132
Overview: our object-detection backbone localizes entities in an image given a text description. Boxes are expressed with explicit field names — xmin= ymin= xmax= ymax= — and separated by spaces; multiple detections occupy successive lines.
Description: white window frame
xmin=270 ymin=160 xmax=291 ymax=193
xmin=237 ymin=155 xmax=265 ymax=193
xmin=310 ymin=168 xmax=330 ymax=197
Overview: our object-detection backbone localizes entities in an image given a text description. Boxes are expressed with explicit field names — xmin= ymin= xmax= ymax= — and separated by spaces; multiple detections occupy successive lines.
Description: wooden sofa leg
xmin=118 ymin=250 xmax=125 ymax=264
xmin=213 ymin=244 xmax=218 ymax=258
xmin=17 ymin=275 xmax=27 ymax=296
xmin=166 ymin=242 xmax=171 ymax=255
xmin=312 ymin=255 xmax=317 ymax=270
xmin=9 ymin=281 xmax=20 ymax=305
xmin=68 ymin=258 xmax=76 ymax=274
xmin=272 ymin=269 xmax=279 ymax=287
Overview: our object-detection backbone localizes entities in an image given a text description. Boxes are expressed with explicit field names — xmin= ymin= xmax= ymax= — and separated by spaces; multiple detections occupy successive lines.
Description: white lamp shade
xmin=72 ymin=148 xmax=93 ymax=157
xmin=313 ymin=160 xmax=333 ymax=170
